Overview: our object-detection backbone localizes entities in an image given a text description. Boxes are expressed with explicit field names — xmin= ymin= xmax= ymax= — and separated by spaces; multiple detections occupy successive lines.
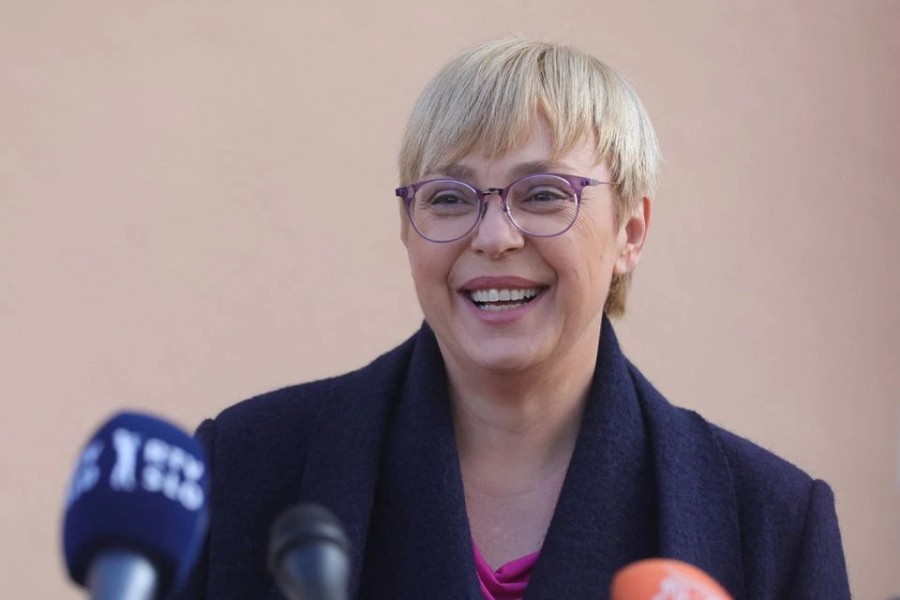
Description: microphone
xmin=610 ymin=558 xmax=733 ymax=600
xmin=268 ymin=503 xmax=352 ymax=600
xmin=62 ymin=411 xmax=209 ymax=600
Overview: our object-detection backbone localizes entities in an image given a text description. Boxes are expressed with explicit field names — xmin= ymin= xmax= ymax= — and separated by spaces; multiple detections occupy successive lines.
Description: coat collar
xmin=285 ymin=319 xmax=745 ymax=599
xmin=632 ymin=362 xmax=746 ymax=597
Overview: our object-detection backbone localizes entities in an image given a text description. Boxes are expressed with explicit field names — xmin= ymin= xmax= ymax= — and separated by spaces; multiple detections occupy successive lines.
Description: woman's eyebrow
xmin=434 ymin=163 xmax=476 ymax=180
xmin=510 ymin=160 xmax=568 ymax=178
xmin=435 ymin=160 xmax=569 ymax=182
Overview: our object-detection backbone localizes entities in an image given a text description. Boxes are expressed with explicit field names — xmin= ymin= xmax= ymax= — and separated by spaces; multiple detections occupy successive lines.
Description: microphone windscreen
xmin=269 ymin=504 xmax=350 ymax=564
xmin=610 ymin=558 xmax=732 ymax=600
xmin=268 ymin=504 xmax=351 ymax=600
xmin=62 ymin=411 xmax=209 ymax=596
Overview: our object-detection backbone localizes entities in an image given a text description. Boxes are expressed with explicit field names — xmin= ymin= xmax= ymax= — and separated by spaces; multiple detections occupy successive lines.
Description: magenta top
xmin=473 ymin=542 xmax=540 ymax=600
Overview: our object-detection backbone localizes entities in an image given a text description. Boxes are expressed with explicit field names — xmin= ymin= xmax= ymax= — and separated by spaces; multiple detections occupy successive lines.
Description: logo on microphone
xmin=653 ymin=565 xmax=729 ymax=600
xmin=141 ymin=434 xmax=205 ymax=510
xmin=66 ymin=427 xmax=205 ymax=511
xmin=66 ymin=440 xmax=104 ymax=506
xmin=110 ymin=428 xmax=141 ymax=490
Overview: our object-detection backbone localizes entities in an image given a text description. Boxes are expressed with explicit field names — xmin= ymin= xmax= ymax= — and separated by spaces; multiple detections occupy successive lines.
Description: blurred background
xmin=2 ymin=0 xmax=897 ymax=597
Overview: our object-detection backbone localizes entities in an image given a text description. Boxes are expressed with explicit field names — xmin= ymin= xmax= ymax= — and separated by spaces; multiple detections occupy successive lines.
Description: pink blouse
xmin=473 ymin=542 xmax=540 ymax=600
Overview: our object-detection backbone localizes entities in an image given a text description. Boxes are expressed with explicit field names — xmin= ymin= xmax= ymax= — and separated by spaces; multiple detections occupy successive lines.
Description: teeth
xmin=479 ymin=302 xmax=524 ymax=312
xmin=469 ymin=287 xmax=540 ymax=303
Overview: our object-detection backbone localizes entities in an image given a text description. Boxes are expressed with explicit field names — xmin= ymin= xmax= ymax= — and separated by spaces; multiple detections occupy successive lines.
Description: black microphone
xmin=62 ymin=411 xmax=209 ymax=600
xmin=268 ymin=504 xmax=352 ymax=600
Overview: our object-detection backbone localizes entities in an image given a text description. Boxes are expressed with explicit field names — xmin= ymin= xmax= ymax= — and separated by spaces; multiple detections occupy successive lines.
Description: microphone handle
xmin=87 ymin=549 xmax=158 ymax=600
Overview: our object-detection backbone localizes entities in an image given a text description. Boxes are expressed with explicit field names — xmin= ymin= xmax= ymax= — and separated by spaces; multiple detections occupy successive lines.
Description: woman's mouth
xmin=467 ymin=287 xmax=543 ymax=312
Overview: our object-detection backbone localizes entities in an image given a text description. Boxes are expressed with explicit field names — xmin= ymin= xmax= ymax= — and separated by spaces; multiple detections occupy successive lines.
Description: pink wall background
xmin=2 ymin=1 xmax=897 ymax=597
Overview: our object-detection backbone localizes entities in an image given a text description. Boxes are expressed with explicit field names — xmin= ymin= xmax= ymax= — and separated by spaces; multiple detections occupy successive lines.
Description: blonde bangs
xmin=399 ymin=41 xmax=541 ymax=183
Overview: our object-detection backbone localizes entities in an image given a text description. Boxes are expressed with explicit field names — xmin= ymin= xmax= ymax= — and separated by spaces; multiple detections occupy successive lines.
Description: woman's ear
xmin=614 ymin=196 xmax=651 ymax=275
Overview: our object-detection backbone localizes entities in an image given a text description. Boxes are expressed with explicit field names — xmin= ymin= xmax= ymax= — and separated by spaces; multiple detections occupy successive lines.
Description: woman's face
xmin=401 ymin=116 xmax=649 ymax=378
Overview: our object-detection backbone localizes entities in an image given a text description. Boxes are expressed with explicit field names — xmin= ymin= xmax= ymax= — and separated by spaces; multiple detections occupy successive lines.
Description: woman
xmin=185 ymin=39 xmax=850 ymax=599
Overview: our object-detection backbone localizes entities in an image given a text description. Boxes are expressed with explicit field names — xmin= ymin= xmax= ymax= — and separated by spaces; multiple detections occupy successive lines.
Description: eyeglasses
xmin=395 ymin=173 xmax=608 ymax=243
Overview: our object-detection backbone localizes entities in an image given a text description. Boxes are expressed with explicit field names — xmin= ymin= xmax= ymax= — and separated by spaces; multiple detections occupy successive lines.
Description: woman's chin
xmin=460 ymin=340 xmax=550 ymax=376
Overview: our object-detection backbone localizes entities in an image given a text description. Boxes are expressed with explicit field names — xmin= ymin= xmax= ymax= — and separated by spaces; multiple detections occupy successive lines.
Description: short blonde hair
xmin=398 ymin=38 xmax=661 ymax=317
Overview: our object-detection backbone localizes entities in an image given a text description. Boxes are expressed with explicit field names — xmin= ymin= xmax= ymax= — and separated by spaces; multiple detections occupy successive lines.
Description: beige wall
xmin=2 ymin=0 xmax=897 ymax=597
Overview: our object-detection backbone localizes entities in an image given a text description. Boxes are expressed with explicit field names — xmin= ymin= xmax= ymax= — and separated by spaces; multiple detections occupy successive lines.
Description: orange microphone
xmin=610 ymin=558 xmax=733 ymax=600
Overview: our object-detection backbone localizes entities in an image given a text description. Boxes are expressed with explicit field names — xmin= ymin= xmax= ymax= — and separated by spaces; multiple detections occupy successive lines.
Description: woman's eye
xmin=524 ymin=188 xmax=569 ymax=202
xmin=417 ymin=189 xmax=477 ymax=215
xmin=530 ymin=192 xmax=557 ymax=202
xmin=424 ymin=191 xmax=477 ymax=208
xmin=430 ymin=193 xmax=466 ymax=205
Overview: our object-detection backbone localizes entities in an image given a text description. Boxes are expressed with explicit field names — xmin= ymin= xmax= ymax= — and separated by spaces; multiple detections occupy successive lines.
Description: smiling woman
xmin=184 ymin=39 xmax=851 ymax=599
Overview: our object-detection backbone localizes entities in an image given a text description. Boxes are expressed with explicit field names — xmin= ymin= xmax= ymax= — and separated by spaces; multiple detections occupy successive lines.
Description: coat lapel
xmin=525 ymin=318 xmax=659 ymax=597
xmin=528 ymin=318 xmax=747 ymax=599
xmin=273 ymin=325 xmax=479 ymax=599
xmin=634 ymin=364 xmax=747 ymax=598
xmin=356 ymin=324 xmax=481 ymax=598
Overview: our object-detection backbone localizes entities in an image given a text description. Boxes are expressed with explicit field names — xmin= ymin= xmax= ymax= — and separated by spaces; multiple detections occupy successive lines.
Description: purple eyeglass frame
xmin=394 ymin=173 xmax=608 ymax=243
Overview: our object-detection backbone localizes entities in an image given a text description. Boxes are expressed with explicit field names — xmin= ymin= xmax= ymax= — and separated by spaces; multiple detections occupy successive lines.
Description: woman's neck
xmin=445 ymin=340 xmax=598 ymax=568
xmin=446 ymin=340 xmax=598 ymax=495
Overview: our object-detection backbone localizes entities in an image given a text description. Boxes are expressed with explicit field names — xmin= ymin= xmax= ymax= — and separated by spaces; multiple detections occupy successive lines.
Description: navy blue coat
xmin=182 ymin=319 xmax=850 ymax=599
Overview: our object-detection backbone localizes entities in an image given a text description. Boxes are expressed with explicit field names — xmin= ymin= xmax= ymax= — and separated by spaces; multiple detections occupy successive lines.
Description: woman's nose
xmin=468 ymin=195 xmax=525 ymax=258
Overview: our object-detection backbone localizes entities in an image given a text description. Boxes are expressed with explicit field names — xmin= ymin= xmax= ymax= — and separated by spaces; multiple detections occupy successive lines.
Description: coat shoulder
xmin=708 ymin=424 xmax=815 ymax=507
xmin=708 ymin=424 xmax=848 ymax=597
xmin=205 ymin=331 xmax=419 ymax=448
xmin=627 ymin=359 xmax=816 ymax=506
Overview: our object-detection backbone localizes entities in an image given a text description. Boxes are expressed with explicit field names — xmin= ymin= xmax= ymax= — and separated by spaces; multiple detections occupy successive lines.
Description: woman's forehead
xmin=423 ymin=130 xmax=606 ymax=182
